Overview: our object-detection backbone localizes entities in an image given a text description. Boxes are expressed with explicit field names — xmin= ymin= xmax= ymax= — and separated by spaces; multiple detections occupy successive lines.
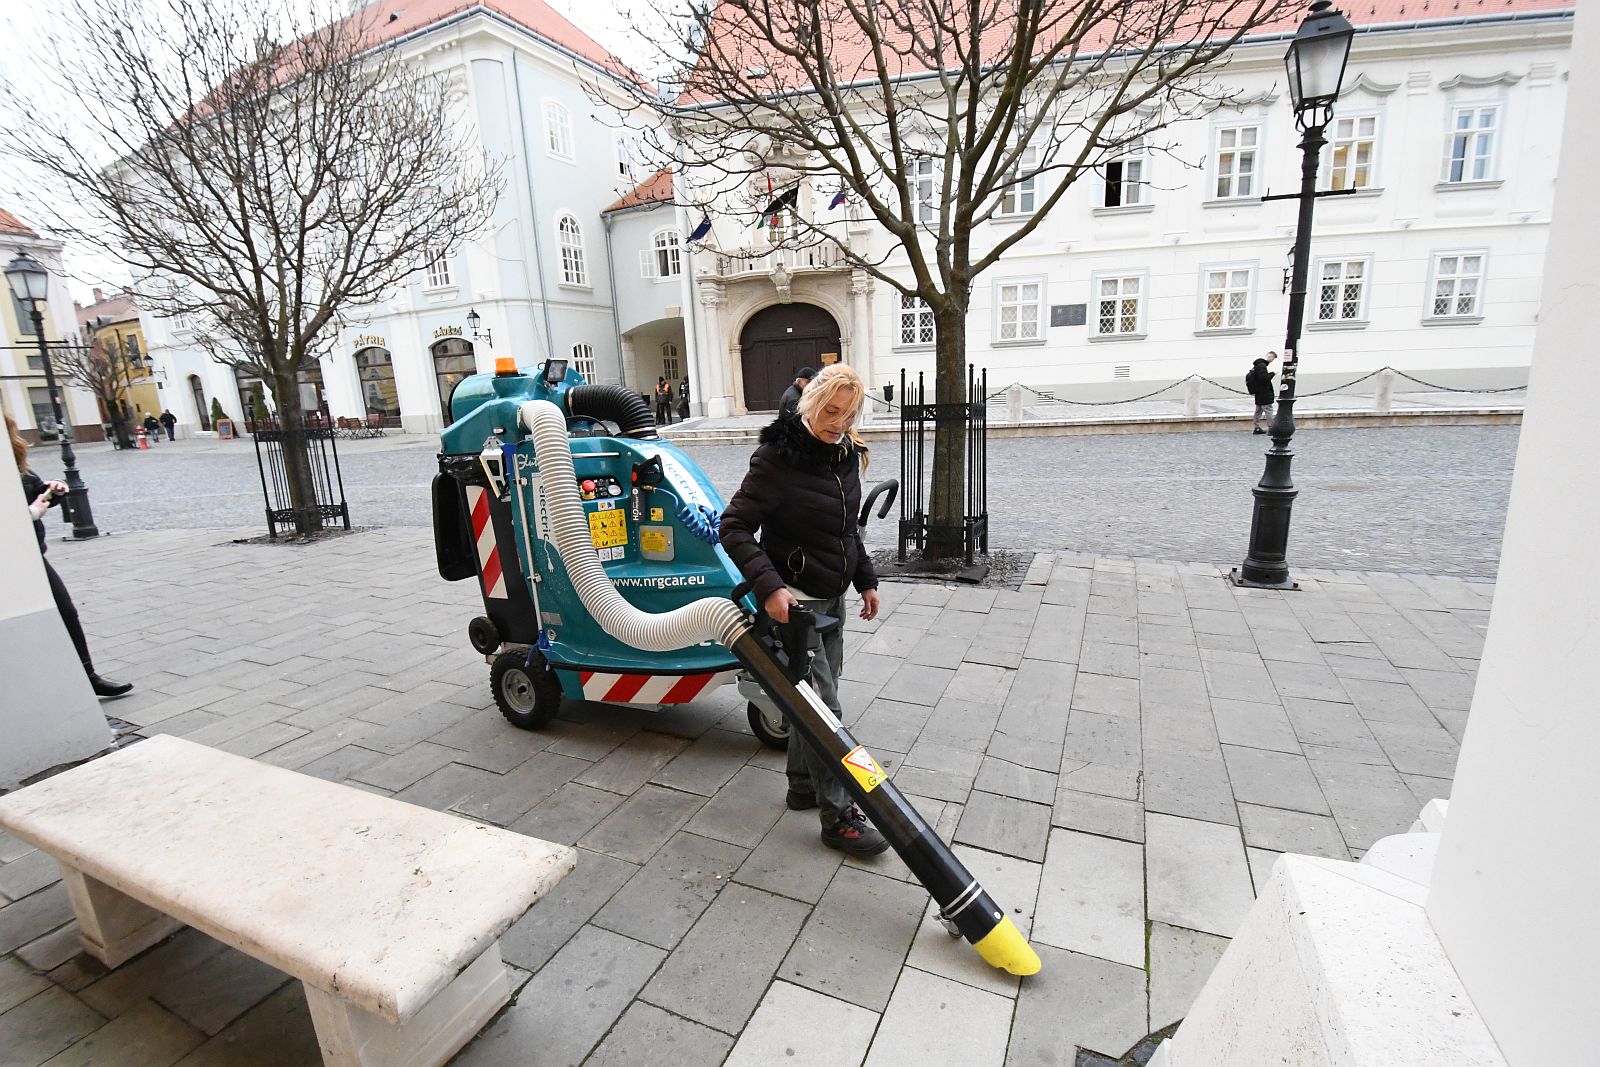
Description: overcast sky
xmin=0 ymin=0 xmax=659 ymax=305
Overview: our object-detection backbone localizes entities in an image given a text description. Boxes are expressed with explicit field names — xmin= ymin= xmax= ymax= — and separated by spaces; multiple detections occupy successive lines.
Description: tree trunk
xmin=925 ymin=305 xmax=968 ymax=559
xmin=271 ymin=369 xmax=324 ymax=534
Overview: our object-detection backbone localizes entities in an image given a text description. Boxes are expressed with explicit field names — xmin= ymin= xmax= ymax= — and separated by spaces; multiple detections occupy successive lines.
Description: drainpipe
xmin=603 ymin=212 xmax=624 ymax=387
xmin=677 ymin=168 xmax=704 ymax=417
xmin=511 ymin=53 xmax=558 ymax=365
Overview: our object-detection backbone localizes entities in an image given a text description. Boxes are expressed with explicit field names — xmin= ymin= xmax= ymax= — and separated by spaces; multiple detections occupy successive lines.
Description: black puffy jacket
xmin=20 ymin=470 xmax=54 ymax=553
xmin=720 ymin=412 xmax=879 ymax=602
xmin=1247 ymin=359 xmax=1276 ymax=404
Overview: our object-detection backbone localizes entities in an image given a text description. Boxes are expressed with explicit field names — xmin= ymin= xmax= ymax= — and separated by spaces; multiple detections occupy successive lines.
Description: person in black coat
xmin=720 ymin=364 xmax=886 ymax=856
xmin=159 ymin=409 xmax=177 ymax=441
xmin=778 ymin=366 xmax=816 ymax=415
xmin=1246 ymin=351 xmax=1279 ymax=434
xmin=8 ymin=413 xmax=131 ymax=697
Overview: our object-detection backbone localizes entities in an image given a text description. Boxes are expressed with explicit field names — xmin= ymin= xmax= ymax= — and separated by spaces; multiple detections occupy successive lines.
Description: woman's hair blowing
xmin=6 ymin=412 xmax=28 ymax=474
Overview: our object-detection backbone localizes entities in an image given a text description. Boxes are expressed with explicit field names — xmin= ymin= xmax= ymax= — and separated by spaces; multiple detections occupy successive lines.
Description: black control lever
xmin=629 ymin=455 xmax=664 ymax=523
xmin=859 ymin=479 xmax=899 ymax=529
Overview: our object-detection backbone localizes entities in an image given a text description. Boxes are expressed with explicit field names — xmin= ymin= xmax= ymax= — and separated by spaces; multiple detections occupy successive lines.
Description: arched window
xmin=189 ymin=374 xmax=210 ymax=431
xmin=571 ymin=343 xmax=596 ymax=381
xmin=432 ymin=336 xmax=476 ymax=423
xmin=652 ymin=229 xmax=681 ymax=279
xmin=558 ymin=215 xmax=587 ymax=286
xmin=356 ymin=347 xmax=400 ymax=419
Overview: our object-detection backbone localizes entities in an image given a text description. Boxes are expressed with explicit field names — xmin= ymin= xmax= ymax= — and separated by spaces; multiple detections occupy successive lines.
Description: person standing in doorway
xmin=779 ymin=366 xmax=816 ymax=415
xmin=1246 ymin=351 xmax=1278 ymax=434
xmin=677 ymin=376 xmax=690 ymax=421
xmin=159 ymin=409 xmax=176 ymax=442
xmin=654 ymin=377 xmax=674 ymax=425
xmin=8 ymin=413 xmax=132 ymax=697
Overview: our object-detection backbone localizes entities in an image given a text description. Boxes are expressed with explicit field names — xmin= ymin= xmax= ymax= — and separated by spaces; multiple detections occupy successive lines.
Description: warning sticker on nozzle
xmin=841 ymin=746 xmax=887 ymax=792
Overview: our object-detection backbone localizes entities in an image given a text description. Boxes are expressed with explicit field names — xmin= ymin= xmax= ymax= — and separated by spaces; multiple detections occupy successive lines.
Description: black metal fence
xmin=897 ymin=364 xmax=989 ymax=566
xmin=249 ymin=418 xmax=350 ymax=538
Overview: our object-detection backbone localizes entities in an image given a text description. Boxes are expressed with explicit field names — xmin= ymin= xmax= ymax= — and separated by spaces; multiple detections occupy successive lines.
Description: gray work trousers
xmin=1253 ymin=403 xmax=1275 ymax=431
xmin=788 ymin=595 xmax=853 ymax=827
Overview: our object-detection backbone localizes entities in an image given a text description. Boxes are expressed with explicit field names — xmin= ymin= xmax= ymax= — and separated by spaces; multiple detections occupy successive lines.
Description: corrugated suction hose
xmin=520 ymin=400 xmax=747 ymax=651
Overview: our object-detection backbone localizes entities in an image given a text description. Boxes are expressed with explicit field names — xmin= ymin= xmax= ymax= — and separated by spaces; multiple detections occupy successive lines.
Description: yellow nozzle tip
xmin=972 ymin=915 xmax=1042 ymax=976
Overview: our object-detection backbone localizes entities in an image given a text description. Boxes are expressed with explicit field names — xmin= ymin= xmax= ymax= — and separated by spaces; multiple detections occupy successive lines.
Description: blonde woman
xmin=719 ymin=363 xmax=885 ymax=855
xmin=8 ymin=412 xmax=131 ymax=697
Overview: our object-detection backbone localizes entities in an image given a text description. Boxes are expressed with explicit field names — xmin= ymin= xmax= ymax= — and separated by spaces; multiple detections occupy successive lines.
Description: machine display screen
xmin=543 ymin=358 xmax=569 ymax=384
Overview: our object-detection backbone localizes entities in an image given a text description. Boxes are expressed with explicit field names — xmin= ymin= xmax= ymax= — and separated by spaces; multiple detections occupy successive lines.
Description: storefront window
xmin=356 ymin=347 xmax=401 ymax=419
xmin=432 ymin=336 xmax=476 ymax=423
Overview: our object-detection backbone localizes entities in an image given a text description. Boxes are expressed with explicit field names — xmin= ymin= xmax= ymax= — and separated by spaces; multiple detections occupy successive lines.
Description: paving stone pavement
xmin=0 ymin=529 xmax=1487 ymax=1065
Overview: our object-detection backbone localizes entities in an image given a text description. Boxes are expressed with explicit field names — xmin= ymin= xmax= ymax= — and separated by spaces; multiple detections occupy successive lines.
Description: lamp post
xmin=1233 ymin=0 xmax=1354 ymax=589
xmin=6 ymin=252 xmax=99 ymax=539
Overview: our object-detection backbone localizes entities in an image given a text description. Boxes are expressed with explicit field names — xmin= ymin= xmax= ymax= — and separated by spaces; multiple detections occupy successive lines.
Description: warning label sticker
xmin=840 ymin=746 xmax=887 ymax=793
xmin=588 ymin=508 xmax=627 ymax=549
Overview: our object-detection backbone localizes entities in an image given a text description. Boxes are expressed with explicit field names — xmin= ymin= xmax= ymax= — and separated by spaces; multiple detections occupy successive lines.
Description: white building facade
xmin=1 ymin=210 xmax=102 ymax=442
xmin=142 ymin=1 xmax=654 ymax=436
xmin=674 ymin=5 xmax=1573 ymax=416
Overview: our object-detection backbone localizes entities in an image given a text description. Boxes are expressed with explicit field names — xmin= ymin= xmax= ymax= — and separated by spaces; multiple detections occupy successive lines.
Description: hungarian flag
xmin=687 ymin=214 xmax=712 ymax=242
xmin=755 ymin=186 xmax=798 ymax=228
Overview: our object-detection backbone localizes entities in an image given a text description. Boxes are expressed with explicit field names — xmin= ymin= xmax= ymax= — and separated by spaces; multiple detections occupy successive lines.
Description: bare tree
xmin=54 ymin=336 xmax=130 ymax=448
xmin=3 ymin=0 xmax=502 ymax=533
xmin=615 ymin=0 xmax=1294 ymax=556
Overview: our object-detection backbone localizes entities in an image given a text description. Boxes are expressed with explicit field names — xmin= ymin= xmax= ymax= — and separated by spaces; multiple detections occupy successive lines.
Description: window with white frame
xmin=661 ymin=343 xmax=680 ymax=380
xmin=1201 ymin=265 xmax=1254 ymax=330
xmin=1443 ymin=105 xmax=1498 ymax=183
xmin=557 ymin=215 xmax=587 ymax=286
xmin=1428 ymin=251 xmax=1486 ymax=318
xmin=424 ymin=248 xmax=453 ymax=288
xmin=571 ymin=343 xmax=596 ymax=380
xmin=1314 ymin=258 xmax=1369 ymax=323
xmin=544 ymin=99 xmax=574 ymax=160
xmin=1093 ymin=273 xmax=1144 ymax=336
xmin=1213 ymin=124 xmax=1260 ymax=199
xmin=898 ymin=292 xmax=936 ymax=346
xmin=996 ymin=278 xmax=1043 ymax=342
xmin=1102 ymin=140 xmax=1147 ymax=207
xmin=998 ymin=146 xmax=1038 ymax=216
xmin=170 ymin=310 xmax=194 ymax=333
xmin=1324 ymin=115 xmax=1377 ymax=191
xmin=651 ymin=229 xmax=681 ymax=279
xmin=913 ymin=157 xmax=938 ymax=224
xmin=614 ymin=134 xmax=638 ymax=182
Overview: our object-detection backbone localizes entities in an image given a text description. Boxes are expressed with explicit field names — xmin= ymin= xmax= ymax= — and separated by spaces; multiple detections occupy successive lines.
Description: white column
xmin=1424 ymin=9 xmax=1600 ymax=1064
xmin=699 ymin=283 xmax=732 ymax=418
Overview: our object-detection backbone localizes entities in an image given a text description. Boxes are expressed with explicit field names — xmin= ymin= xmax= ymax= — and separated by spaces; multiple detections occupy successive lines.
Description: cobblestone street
xmin=48 ymin=422 xmax=1517 ymax=576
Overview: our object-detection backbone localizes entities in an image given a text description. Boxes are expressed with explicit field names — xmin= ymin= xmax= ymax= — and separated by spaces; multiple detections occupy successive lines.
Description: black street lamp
xmin=466 ymin=307 xmax=493 ymax=349
xmin=1233 ymin=0 xmax=1354 ymax=589
xmin=6 ymin=252 xmax=99 ymax=538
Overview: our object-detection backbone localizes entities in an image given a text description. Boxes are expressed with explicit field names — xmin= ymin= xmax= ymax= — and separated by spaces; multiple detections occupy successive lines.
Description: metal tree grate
xmin=250 ymin=417 xmax=351 ymax=538
xmin=897 ymin=364 xmax=989 ymax=566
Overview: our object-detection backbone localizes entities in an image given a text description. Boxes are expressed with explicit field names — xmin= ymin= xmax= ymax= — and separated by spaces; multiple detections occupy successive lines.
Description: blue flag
xmin=688 ymin=214 xmax=712 ymax=242
xmin=829 ymin=183 xmax=849 ymax=210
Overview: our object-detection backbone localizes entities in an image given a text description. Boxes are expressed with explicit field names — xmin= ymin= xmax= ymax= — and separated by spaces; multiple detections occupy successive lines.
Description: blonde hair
xmin=796 ymin=364 xmax=870 ymax=469
xmin=6 ymin=412 xmax=27 ymax=474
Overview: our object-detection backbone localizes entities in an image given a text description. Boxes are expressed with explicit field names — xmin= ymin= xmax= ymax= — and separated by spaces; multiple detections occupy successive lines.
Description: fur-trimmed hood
xmin=758 ymin=411 xmax=866 ymax=472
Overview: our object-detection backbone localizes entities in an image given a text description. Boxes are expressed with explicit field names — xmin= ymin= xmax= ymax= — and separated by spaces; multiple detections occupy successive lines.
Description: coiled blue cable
xmin=656 ymin=487 xmax=722 ymax=545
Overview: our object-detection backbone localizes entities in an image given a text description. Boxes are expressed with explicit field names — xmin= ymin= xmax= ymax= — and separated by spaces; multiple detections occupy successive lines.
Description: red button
xmin=581 ymin=480 xmax=595 ymax=493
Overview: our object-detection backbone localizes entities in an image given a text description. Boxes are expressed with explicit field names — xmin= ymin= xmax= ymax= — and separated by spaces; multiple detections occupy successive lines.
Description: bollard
xmin=1007 ymin=383 xmax=1023 ymax=423
xmin=136 ymin=429 xmax=148 ymax=449
xmin=1374 ymin=368 xmax=1396 ymax=413
xmin=1185 ymin=377 xmax=1202 ymax=418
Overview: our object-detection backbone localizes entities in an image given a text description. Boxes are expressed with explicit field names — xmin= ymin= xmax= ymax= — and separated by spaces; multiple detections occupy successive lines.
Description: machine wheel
xmin=468 ymin=616 xmax=501 ymax=655
xmin=492 ymin=651 xmax=562 ymax=730
xmin=747 ymin=702 xmax=790 ymax=750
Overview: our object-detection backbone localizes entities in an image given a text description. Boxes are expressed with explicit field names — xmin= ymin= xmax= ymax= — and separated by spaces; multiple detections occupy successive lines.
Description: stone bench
xmin=0 ymin=734 xmax=576 ymax=1067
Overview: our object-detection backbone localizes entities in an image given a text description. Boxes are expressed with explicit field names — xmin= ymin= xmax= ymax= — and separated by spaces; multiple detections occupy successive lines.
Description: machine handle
xmin=859 ymin=479 xmax=899 ymax=529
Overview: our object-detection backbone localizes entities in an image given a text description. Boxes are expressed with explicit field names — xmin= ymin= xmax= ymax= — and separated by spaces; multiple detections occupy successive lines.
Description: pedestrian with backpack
xmin=1246 ymin=351 xmax=1278 ymax=434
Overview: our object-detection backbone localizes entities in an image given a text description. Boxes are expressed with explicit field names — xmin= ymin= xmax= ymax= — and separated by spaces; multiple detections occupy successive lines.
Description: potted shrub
xmin=211 ymin=397 xmax=235 ymax=438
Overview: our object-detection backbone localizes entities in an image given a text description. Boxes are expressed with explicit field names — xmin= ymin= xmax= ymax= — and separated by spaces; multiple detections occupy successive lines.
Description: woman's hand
xmin=764 ymin=588 xmax=799 ymax=624
xmin=859 ymin=589 xmax=881 ymax=621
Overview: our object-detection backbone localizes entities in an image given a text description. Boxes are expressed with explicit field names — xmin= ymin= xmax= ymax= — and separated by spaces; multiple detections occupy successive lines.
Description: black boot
xmin=90 ymin=674 xmax=133 ymax=698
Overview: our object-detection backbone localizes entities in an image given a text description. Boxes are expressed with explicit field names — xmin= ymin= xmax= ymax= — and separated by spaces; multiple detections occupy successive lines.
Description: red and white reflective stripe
xmin=465 ymin=485 xmax=507 ymax=600
xmin=577 ymin=670 xmax=738 ymax=704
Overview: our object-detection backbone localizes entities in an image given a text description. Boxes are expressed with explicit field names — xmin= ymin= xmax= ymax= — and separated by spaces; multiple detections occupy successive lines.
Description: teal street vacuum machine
xmin=432 ymin=356 xmax=1040 ymax=976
